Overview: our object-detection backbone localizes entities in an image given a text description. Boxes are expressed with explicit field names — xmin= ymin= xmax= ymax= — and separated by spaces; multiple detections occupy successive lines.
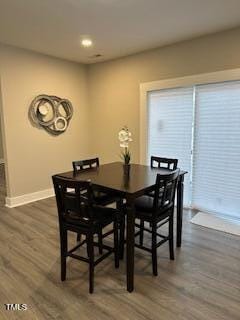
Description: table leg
xmin=177 ymin=175 xmax=184 ymax=247
xmin=126 ymin=195 xmax=135 ymax=292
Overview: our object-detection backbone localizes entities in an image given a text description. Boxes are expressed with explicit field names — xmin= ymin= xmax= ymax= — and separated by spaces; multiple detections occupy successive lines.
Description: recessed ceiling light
xmin=81 ymin=38 xmax=93 ymax=47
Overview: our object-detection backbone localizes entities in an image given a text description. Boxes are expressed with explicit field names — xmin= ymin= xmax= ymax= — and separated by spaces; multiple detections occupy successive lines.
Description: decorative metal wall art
xmin=29 ymin=95 xmax=73 ymax=135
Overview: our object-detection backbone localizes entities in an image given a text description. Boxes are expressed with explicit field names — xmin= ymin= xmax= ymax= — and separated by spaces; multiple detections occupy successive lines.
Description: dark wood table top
xmin=57 ymin=162 xmax=187 ymax=197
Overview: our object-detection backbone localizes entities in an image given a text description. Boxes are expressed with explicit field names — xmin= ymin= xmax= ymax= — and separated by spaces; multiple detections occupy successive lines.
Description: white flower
xmin=118 ymin=130 xmax=128 ymax=142
xmin=118 ymin=126 xmax=133 ymax=148
xmin=120 ymin=141 xmax=129 ymax=148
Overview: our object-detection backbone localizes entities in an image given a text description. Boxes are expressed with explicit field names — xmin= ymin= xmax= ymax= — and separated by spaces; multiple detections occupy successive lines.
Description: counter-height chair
xmin=72 ymin=158 xmax=121 ymax=206
xmin=52 ymin=175 xmax=120 ymax=293
xmin=73 ymin=157 xmax=100 ymax=171
xmin=146 ymin=156 xmax=178 ymax=199
xmin=151 ymin=156 xmax=178 ymax=170
xmin=140 ymin=156 xmax=179 ymax=245
xmin=72 ymin=157 xmax=124 ymax=253
xmin=134 ymin=170 xmax=179 ymax=276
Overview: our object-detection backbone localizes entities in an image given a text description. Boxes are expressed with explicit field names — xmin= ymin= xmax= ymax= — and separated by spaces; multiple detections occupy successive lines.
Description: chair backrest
xmin=151 ymin=156 xmax=178 ymax=171
xmin=52 ymin=175 xmax=94 ymax=225
xmin=153 ymin=169 xmax=180 ymax=214
xmin=72 ymin=157 xmax=99 ymax=173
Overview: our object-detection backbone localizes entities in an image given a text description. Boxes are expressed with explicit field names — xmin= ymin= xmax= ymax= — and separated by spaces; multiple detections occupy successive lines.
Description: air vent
xmin=89 ymin=54 xmax=103 ymax=59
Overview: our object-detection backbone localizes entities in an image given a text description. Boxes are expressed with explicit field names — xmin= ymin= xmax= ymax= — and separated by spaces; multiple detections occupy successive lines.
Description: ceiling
xmin=0 ymin=0 xmax=240 ymax=64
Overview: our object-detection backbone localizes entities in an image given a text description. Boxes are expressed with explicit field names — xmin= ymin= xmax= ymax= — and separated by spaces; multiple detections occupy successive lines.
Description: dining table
xmin=57 ymin=162 xmax=187 ymax=292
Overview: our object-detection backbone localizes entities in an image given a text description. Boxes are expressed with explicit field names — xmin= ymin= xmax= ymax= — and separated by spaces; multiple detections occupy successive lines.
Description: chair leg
xmin=116 ymin=198 xmax=123 ymax=211
xmin=86 ymin=234 xmax=90 ymax=257
xmin=139 ymin=219 xmax=144 ymax=246
xmin=119 ymin=214 xmax=125 ymax=259
xmin=87 ymin=233 xmax=94 ymax=294
xmin=60 ymin=229 xmax=67 ymax=281
xmin=76 ymin=233 xmax=81 ymax=242
xmin=98 ymin=230 xmax=103 ymax=254
xmin=169 ymin=215 xmax=174 ymax=260
xmin=114 ymin=220 xmax=119 ymax=268
xmin=152 ymin=222 xmax=158 ymax=276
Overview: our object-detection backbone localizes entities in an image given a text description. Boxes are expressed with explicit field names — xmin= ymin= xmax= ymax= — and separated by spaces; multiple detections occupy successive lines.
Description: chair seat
xmin=65 ymin=205 xmax=117 ymax=229
xmin=134 ymin=195 xmax=173 ymax=221
xmin=93 ymin=191 xmax=119 ymax=206
xmin=146 ymin=190 xmax=164 ymax=198
xmin=80 ymin=190 xmax=119 ymax=206
xmin=135 ymin=195 xmax=155 ymax=212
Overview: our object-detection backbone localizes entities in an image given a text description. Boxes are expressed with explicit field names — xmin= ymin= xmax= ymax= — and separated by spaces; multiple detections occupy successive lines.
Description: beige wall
xmin=0 ymin=117 xmax=3 ymax=160
xmin=0 ymin=44 xmax=89 ymax=197
xmin=2 ymin=27 xmax=240 ymax=199
xmin=88 ymin=27 xmax=240 ymax=164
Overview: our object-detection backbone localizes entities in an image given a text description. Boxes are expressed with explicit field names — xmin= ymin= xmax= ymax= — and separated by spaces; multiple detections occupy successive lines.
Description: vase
xmin=123 ymin=163 xmax=130 ymax=177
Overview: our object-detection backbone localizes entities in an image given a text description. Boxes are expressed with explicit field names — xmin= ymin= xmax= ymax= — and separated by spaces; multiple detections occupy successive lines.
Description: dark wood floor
xmin=0 ymin=164 xmax=239 ymax=320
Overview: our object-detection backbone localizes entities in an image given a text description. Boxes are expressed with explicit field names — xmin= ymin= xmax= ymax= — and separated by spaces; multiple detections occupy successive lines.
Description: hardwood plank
xmin=0 ymin=164 xmax=239 ymax=320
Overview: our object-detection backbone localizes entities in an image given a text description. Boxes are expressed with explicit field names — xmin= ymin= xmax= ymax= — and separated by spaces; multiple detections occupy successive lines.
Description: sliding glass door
xmin=148 ymin=87 xmax=194 ymax=206
xmin=192 ymin=81 xmax=240 ymax=219
xmin=147 ymin=80 xmax=240 ymax=220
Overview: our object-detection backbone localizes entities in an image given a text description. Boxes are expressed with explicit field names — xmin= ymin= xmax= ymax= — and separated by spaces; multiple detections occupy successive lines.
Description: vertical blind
xmin=147 ymin=81 xmax=240 ymax=220
xmin=148 ymin=87 xmax=194 ymax=205
xmin=192 ymin=81 xmax=240 ymax=219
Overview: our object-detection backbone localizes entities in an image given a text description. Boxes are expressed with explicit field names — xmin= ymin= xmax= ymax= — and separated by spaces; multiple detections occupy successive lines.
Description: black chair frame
xmin=72 ymin=157 xmax=100 ymax=173
xmin=134 ymin=170 xmax=179 ymax=276
xmin=72 ymin=157 xmax=124 ymax=253
xmin=151 ymin=156 xmax=178 ymax=170
xmin=53 ymin=175 xmax=120 ymax=293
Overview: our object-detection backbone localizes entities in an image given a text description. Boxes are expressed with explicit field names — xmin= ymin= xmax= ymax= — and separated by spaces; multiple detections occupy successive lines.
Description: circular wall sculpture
xmin=29 ymin=95 xmax=73 ymax=135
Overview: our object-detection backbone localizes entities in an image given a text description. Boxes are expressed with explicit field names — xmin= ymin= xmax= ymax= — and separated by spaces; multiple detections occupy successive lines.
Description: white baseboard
xmin=0 ymin=158 xmax=4 ymax=164
xmin=5 ymin=188 xmax=55 ymax=208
